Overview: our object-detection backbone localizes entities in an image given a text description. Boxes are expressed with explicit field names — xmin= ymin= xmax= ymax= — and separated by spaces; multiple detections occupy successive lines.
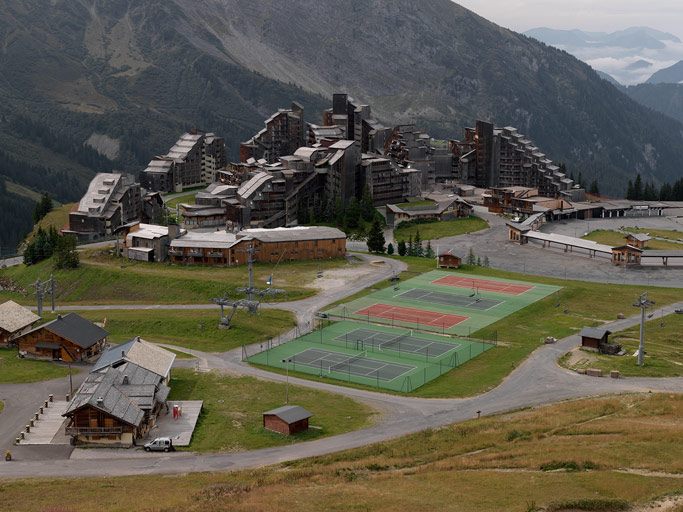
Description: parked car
xmin=144 ymin=437 xmax=174 ymax=452
xmin=675 ymin=309 xmax=683 ymax=314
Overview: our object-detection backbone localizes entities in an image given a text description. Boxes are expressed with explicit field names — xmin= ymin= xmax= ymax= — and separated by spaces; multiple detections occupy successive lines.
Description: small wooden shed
xmin=625 ymin=233 xmax=651 ymax=249
xmin=580 ymin=327 xmax=611 ymax=351
xmin=611 ymin=245 xmax=642 ymax=266
xmin=263 ymin=405 xmax=312 ymax=435
xmin=438 ymin=250 xmax=462 ymax=269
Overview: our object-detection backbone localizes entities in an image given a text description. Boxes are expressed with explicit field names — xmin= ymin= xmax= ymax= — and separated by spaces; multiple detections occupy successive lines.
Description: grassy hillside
xmin=3 ymin=394 xmax=682 ymax=511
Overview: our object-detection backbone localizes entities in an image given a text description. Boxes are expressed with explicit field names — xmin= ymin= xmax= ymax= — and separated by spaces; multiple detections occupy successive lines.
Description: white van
xmin=143 ymin=437 xmax=174 ymax=452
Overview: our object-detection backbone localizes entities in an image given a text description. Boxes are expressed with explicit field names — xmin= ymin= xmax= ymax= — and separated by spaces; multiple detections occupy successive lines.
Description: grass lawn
xmin=0 ymin=252 xmax=350 ymax=305
xmin=395 ymin=200 xmax=436 ymax=209
xmin=393 ymin=216 xmax=488 ymax=241
xmin=23 ymin=203 xmax=74 ymax=244
xmin=624 ymin=226 xmax=683 ymax=242
xmin=561 ymin=314 xmax=683 ymax=377
xmin=315 ymin=256 xmax=683 ymax=398
xmin=0 ymin=348 xmax=71 ymax=384
xmin=583 ymin=229 xmax=683 ymax=250
xmin=3 ymin=394 xmax=682 ymax=511
xmin=41 ymin=309 xmax=296 ymax=353
xmin=168 ymin=369 xmax=375 ymax=452
xmin=165 ymin=192 xmax=197 ymax=209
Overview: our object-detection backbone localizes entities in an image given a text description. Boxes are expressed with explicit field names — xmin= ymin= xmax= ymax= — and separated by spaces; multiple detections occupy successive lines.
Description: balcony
xmin=187 ymin=250 xmax=203 ymax=258
xmin=208 ymin=252 xmax=224 ymax=258
xmin=66 ymin=426 xmax=123 ymax=435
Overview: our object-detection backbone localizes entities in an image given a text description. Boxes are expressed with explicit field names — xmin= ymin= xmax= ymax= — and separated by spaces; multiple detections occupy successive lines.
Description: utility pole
xmin=282 ymin=358 xmax=292 ymax=404
xmin=49 ymin=274 xmax=55 ymax=313
xmin=633 ymin=292 xmax=654 ymax=366
xmin=34 ymin=278 xmax=43 ymax=317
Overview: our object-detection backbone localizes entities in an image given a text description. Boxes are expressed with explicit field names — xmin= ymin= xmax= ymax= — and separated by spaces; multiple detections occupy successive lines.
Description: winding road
xmin=1 ymin=226 xmax=682 ymax=479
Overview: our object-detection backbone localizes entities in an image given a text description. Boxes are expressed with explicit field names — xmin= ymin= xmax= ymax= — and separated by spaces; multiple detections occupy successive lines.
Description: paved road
xmin=434 ymin=207 xmax=683 ymax=287
xmin=2 ymin=295 xmax=682 ymax=479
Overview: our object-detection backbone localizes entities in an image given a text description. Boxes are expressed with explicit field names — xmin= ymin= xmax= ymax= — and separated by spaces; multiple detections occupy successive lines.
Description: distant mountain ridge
xmin=2 ymin=1 xmax=683 ymax=249
xmin=525 ymin=26 xmax=681 ymax=50
xmin=647 ymin=60 xmax=683 ymax=83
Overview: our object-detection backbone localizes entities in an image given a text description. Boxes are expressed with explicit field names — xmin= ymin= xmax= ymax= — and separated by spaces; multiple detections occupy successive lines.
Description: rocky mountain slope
xmin=2 ymin=0 xmax=683 ymax=249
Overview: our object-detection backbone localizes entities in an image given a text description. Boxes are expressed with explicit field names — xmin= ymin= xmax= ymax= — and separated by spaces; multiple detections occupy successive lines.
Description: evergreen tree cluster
xmin=626 ymin=174 xmax=683 ymax=201
xmin=23 ymin=227 xmax=79 ymax=269
xmin=0 ymin=178 xmax=35 ymax=254
xmin=33 ymin=193 xmax=53 ymax=223
xmin=297 ymin=185 xmax=379 ymax=237
xmin=395 ymin=230 xmax=435 ymax=259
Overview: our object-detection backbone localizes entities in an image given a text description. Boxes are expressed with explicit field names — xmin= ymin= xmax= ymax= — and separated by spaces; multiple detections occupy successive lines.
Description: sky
xmin=455 ymin=0 xmax=683 ymax=39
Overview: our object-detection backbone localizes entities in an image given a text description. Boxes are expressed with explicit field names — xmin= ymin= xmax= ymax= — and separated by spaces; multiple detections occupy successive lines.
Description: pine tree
xmin=626 ymin=179 xmax=634 ymax=199
xmin=414 ymin=229 xmax=423 ymax=257
xmin=360 ymin=184 xmax=375 ymax=222
xmin=467 ymin=247 xmax=476 ymax=265
xmin=483 ymin=255 xmax=490 ymax=267
xmin=387 ymin=242 xmax=394 ymax=255
xmin=476 ymin=256 xmax=481 ymax=266
xmin=424 ymin=240 xmax=435 ymax=259
xmin=407 ymin=235 xmax=414 ymax=257
xmin=589 ymin=179 xmax=600 ymax=195
xmin=345 ymin=198 xmax=361 ymax=229
xmin=577 ymin=172 xmax=584 ymax=188
xmin=397 ymin=240 xmax=407 ymax=256
xmin=54 ymin=235 xmax=79 ymax=269
xmin=633 ymin=174 xmax=643 ymax=200
xmin=366 ymin=218 xmax=385 ymax=254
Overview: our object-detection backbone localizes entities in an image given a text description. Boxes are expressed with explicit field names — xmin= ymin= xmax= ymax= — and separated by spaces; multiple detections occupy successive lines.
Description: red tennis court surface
xmin=432 ymin=275 xmax=534 ymax=295
xmin=355 ymin=304 xmax=468 ymax=328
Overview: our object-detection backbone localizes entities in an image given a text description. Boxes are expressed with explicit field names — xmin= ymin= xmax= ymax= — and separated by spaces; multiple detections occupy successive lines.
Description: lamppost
xmin=59 ymin=358 xmax=73 ymax=397
xmin=633 ymin=292 xmax=654 ymax=367
xmin=282 ymin=358 xmax=292 ymax=404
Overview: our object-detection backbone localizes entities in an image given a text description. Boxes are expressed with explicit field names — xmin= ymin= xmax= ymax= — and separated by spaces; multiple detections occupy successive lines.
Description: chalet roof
xmin=580 ymin=327 xmax=611 ymax=339
xmin=64 ymin=363 xmax=169 ymax=426
xmin=0 ymin=300 xmax=40 ymax=333
xmin=236 ymin=226 xmax=346 ymax=243
xmin=626 ymin=233 xmax=651 ymax=242
xmin=93 ymin=337 xmax=176 ymax=379
xmin=263 ymin=405 xmax=312 ymax=424
xmin=170 ymin=231 xmax=237 ymax=250
xmin=25 ymin=313 xmax=108 ymax=349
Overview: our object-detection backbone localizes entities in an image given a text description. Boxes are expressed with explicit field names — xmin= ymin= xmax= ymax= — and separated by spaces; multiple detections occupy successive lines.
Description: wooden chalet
xmin=625 ymin=233 xmax=651 ymax=249
xmin=63 ymin=362 xmax=170 ymax=446
xmin=16 ymin=313 xmax=108 ymax=362
xmin=611 ymin=245 xmax=643 ymax=266
xmin=0 ymin=300 xmax=40 ymax=347
xmin=438 ymin=250 xmax=462 ymax=269
xmin=263 ymin=405 xmax=312 ymax=435
xmin=580 ymin=327 xmax=612 ymax=351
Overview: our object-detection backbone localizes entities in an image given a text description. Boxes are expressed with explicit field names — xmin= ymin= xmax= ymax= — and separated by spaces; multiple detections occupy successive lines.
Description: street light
xmin=633 ymin=292 xmax=655 ymax=367
xmin=59 ymin=358 xmax=73 ymax=397
xmin=282 ymin=358 xmax=292 ymax=404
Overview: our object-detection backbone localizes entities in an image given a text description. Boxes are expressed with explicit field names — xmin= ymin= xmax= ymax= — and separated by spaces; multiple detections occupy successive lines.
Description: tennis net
xmin=329 ymin=351 xmax=367 ymax=372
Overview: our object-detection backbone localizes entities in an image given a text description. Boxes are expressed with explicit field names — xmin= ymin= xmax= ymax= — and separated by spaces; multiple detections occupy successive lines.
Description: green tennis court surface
xmin=324 ymin=270 xmax=561 ymax=335
xmin=246 ymin=320 xmax=495 ymax=392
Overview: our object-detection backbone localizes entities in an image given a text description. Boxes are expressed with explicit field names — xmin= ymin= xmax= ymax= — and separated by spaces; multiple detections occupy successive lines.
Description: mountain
xmin=647 ymin=60 xmax=683 ymax=83
xmin=625 ymin=84 xmax=683 ymax=124
xmin=596 ymin=71 xmax=625 ymax=88
xmin=525 ymin=26 xmax=681 ymax=50
xmin=2 ymin=1 xmax=683 ymax=249
xmin=524 ymin=26 xmax=683 ymax=85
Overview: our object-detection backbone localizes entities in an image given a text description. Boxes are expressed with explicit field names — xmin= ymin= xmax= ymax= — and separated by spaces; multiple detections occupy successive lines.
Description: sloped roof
xmin=580 ymin=327 xmax=611 ymax=339
xmin=0 ymin=300 xmax=40 ymax=333
xmin=264 ymin=405 xmax=312 ymax=423
xmin=93 ymin=337 xmax=175 ymax=379
xmin=25 ymin=313 xmax=108 ymax=349
xmin=64 ymin=362 xmax=168 ymax=425
xmin=237 ymin=226 xmax=346 ymax=243
xmin=626 ymin=233 xmax=651 ymax=242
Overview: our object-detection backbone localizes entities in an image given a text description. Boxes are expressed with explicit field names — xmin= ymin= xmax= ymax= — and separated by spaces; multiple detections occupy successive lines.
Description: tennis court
xmin=288 ymin=348 xmax=415 ymax=381
xmin=432 ymin=275 xmax=534 ymax=295
xmin=338 ymin=328 xmax=460 ymax=357
xmin=246 ymin=320 xmax=495 ymax=392
xmin=355 ymin=303 xmax=468 ymax=328
xmin=325 ymin=270 xmax=561 ymax=335
xmin=398 ymin=288 xmax=501 ymax=310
